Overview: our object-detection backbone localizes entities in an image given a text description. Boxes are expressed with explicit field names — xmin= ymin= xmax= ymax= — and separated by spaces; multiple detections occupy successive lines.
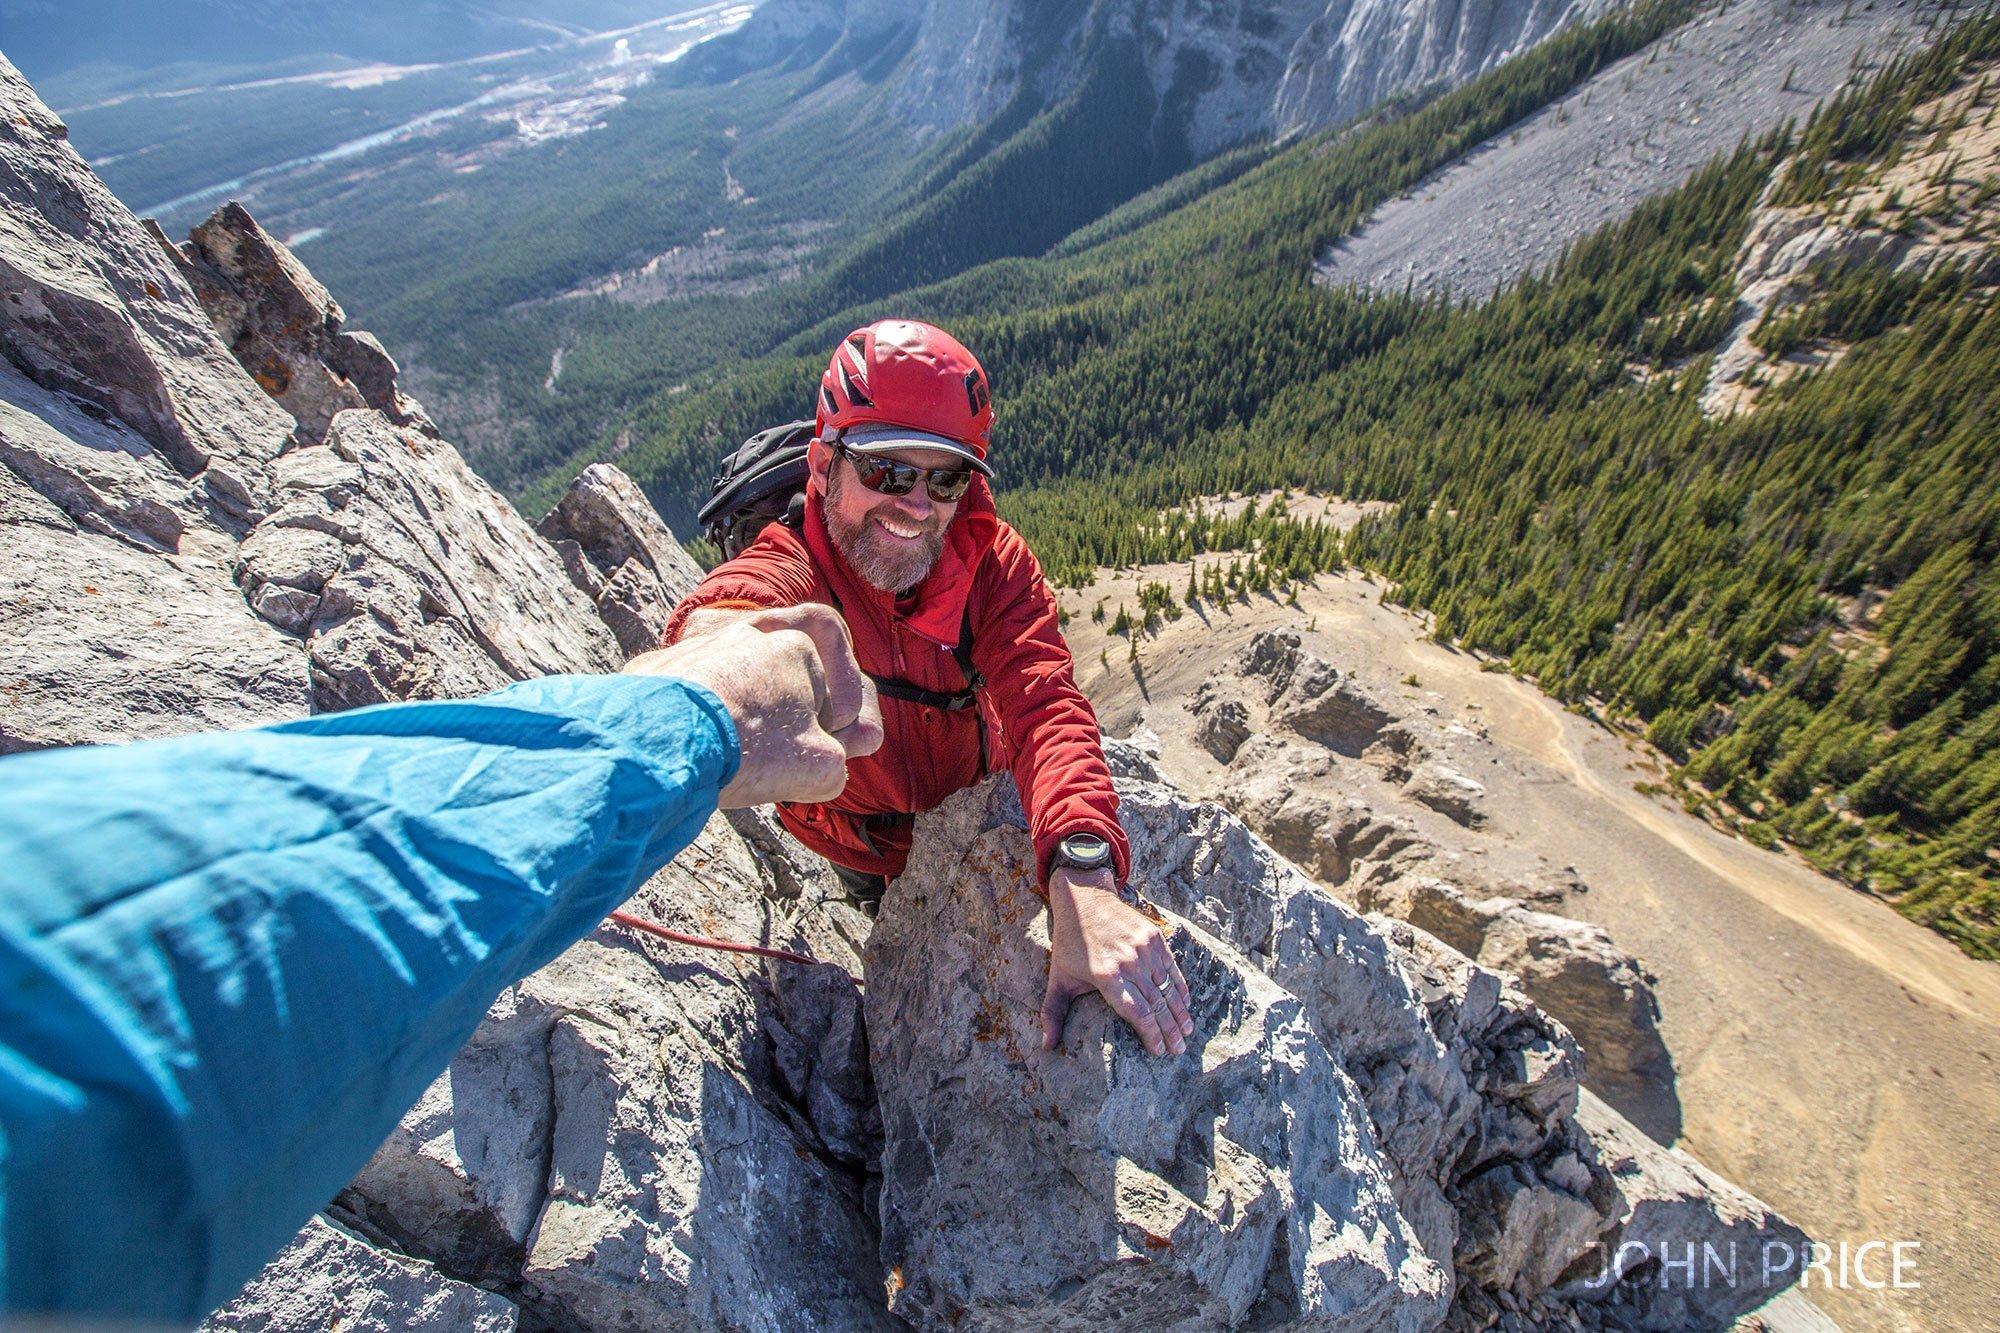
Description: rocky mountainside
xmin=1314 ymin=0 xmax=1945 ymax=300
xmin=1699 ymin=46 xmax=2000 ymax=416
xmin=679 ymin=0 xmax=1618 ymax=157
xmin=3 ymin=55 xmax=1807 ymax=1330
xmin=1187 ymin=630 xmax=1680 ymax=1135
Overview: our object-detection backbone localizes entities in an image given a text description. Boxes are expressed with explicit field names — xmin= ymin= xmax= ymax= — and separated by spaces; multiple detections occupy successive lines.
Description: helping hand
xmin=622 ymin=604 xmax=883 ymax=808
xmin=1041 ymin=867 xmax=1194 ymax=1057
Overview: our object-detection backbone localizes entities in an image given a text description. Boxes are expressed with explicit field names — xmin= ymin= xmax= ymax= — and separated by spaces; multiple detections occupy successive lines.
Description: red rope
xmin=606 ymin=909 xmax=863 ymax=987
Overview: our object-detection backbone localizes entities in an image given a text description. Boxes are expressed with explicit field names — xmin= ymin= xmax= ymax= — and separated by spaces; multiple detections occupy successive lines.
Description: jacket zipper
xmin=888 ymin=607 xmax=923 ymax=808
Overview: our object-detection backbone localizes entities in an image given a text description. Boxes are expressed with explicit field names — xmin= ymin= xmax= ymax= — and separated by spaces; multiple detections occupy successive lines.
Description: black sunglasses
xmin=836 ymin=442 xmax=976 ymax=504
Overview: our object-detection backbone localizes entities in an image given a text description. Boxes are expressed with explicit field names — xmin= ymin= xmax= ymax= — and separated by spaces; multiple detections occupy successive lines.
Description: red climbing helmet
xmin=815 ymin=319 xmax=995 ymax=476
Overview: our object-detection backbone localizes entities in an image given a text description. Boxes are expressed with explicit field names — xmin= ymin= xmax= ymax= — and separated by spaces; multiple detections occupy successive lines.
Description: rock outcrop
xmin=871 ymin=775 xmax=1448 ymax=1330
xmin=163 ymin=201 xmax=436 ymax=444
xmin=333 ymin=832 xmax=893 ymax=1332
xmin=3 ymin=56 xmax=1803 ymax=1332
xmin=1 ymin=57 xmax=308 ymax=752
xmin=537 ymin=463 xmax=705 ymax=656
xmin=1191 ymin=632 xmax=1676 ymax=1122
xmin=201 ymin=1216 xmax=518 ymax=1333
xmin=1270 ymin=0 xmax=1619 ymax=140
xmin=1701 ymin=73 xmax=2000 ymax=418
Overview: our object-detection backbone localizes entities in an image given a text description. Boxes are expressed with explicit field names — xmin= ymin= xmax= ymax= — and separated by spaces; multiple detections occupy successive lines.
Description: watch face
xmin=1059 ymin=834 xmax=1111 ymax=868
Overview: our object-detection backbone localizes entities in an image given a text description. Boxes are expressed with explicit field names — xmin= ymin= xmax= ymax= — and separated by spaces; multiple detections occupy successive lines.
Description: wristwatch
xmin=1051 ymin=832 xmax=1114 ymax=875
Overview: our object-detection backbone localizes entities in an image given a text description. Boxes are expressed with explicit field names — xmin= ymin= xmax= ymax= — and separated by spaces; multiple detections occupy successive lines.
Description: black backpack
xmin=697 ymin=419 xmax=815 ymax=561
xmin=696 ymin=420 xmax=984 ymax=718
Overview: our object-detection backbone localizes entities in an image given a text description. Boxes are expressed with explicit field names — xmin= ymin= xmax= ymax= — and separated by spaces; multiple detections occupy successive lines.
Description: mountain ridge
xmin=680 ymin=0 xmax=1622 ymax=157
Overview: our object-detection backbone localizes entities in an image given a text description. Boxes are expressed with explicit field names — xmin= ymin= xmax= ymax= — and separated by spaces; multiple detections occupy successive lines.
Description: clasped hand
xmin=623 ymin=604 xmax=883 ymax=808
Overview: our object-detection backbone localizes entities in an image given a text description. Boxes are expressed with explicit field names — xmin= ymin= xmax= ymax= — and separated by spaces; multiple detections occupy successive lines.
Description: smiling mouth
xmin=873 ymin=516 xmax=931 ymax=542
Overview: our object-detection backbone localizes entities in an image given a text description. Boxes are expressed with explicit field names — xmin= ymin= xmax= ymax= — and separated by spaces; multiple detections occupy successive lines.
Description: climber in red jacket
xmin=664 ymin=319 xmax=1194 ymax=1057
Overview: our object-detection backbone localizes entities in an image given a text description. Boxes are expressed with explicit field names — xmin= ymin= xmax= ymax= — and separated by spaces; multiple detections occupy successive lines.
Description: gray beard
xmin=824 ymin=467 xmax=947 ymax=595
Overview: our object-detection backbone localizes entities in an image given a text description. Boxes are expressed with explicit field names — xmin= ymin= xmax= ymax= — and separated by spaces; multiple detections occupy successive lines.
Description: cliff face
xmin=1269 ymin=0 xmax=1619 ymax=136
xmin=1 ymin=55 xmax=1806 ymax=1332
xmin=682 ymin=0 xmax=1613 ymax=158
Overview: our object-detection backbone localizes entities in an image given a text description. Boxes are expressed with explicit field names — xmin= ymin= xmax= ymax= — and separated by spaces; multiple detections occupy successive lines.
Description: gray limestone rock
xmin=1401 ymin=760 xmax=1488 ymax=826
xmin=0 ymin=367 xmax=308 ymax=753
xmin=1190 ymin=679 xmax=1254 ymax=762
xmin=537 ymin=463 xmax=706 ymax=656
xmin=1239 ymin=627 xmax=1315 ymax=702
xmin=0 ymin=490 xmax=309 ymax=751
xmin=759 ymin=961 xmax=880 ymax=1166
xmin=201 ymin=1215 xmax=518 ymax=1332
xmin=1276 ymin=673 xmax=1396 ymax=756
xmin=0 ymin=56 xmax=293 ymax=486
xmin=1108 ymin=765 xmax=1473 ymax=1275
xmin=702 ymin=0 xmax=1611 ymax=159
xmin=1349 ymin=874 xmax=1674 ymax=1106
xmin=1216 ymin=735 xmax=1421 ymax=885
xmin=0 ymin=357 xmax=195 ymax=554
xmin=1475 ymin=904 xmax=1672 ymax=1098
xmin=870 ymin=774 xmax=1448 ymax=1331
xmin=238 ymin=410 xmax=620 ymax=710
xmin=173 ymin=204 xmax=367 ymax=444
xmin=1272 ymin=0 xmax=1618 ymax=141
xmin=340 ymin=812 xmax=895 ymax=1331
xmin=166 ymin=203 xmax=435 ymax=442
xmin=1104 ymin=751 xmax=1777 ymax=1326
xmin=1563 ymin=1090 xmax=1810 ymax=1328
xmin=1114 ymin=764 xmax=1611 ymax=1299
xmin=1217 ymin=728 xmax=1674 ymax=1119
xmin=1237 ymin=629 xmax=1394 ymax=755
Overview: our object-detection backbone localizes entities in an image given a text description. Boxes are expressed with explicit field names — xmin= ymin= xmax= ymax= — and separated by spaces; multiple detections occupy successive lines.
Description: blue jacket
xmin=0 ymin=674 xmax=738 ymax=1321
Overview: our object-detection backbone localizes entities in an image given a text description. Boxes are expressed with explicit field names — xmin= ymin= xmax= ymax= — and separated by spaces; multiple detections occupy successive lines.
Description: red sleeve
xmin=660 ymin=527 xmax=819 ymax=645
xmin=971 ymin=526 xmax=1130 ymax=890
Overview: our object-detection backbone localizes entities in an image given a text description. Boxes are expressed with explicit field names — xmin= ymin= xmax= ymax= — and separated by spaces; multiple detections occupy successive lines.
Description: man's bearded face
xmin=823 ymin=449 xmax=958 ymax=594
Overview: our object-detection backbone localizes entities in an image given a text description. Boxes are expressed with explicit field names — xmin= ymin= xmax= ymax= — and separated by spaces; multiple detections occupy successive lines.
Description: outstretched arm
xmin=969 ymin=536 xmax=1193 ymax=1057
xmin=0 ymin=610 xmax=877 ymax=1323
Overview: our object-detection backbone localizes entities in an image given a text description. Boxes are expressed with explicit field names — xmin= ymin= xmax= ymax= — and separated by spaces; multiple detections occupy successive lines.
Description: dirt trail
xmin=1059 ymin=565 xmax=2000 ymax=1333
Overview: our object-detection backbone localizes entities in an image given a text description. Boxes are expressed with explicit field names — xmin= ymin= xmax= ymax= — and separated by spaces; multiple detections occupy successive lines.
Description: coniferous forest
xmin=509 ymin=3 xmax=1998 ymax=956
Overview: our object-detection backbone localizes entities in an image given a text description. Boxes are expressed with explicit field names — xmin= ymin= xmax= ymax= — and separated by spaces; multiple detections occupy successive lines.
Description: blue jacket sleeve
xmin=0 ymin=673 xmax=739 ymax=1321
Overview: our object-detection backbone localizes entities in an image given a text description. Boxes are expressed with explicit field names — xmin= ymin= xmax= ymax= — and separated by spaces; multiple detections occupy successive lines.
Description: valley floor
xmin=1058 ymin=562 xmax=2000 ymax=1333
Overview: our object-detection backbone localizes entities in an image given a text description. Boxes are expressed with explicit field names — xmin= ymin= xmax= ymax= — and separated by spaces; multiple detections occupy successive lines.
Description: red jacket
xmin=661 ymin=467 xmax=1128 ymax=889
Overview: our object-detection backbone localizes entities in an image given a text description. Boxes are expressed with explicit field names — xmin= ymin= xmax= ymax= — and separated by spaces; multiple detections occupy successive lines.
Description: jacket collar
xmin=803 ymin=434 xmax=997 ymax=647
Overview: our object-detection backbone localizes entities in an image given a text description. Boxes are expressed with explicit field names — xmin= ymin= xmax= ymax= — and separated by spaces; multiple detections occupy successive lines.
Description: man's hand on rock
xmin=1042 ymin=867 xmax=1194 ymax=1057
xmin=623 ymin=604 xmax=882 ymax=808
